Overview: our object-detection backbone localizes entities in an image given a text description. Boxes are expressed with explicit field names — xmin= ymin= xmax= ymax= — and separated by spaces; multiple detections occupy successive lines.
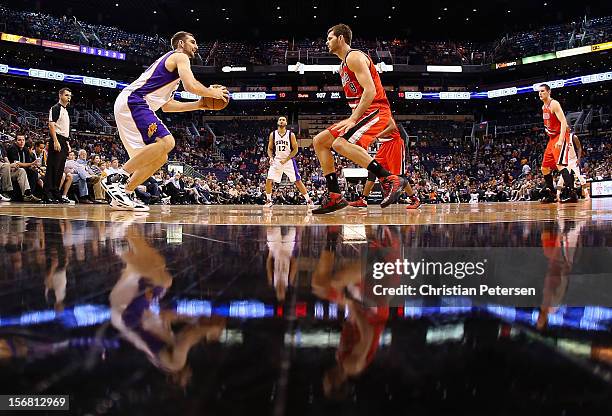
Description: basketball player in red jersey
xmin=311 ymin=24 xmax=408 ymax=214
xmin=538 ymin=84 xmax=577 ymax=203
xmin=349 ymin=118 xmax=421 ymax=209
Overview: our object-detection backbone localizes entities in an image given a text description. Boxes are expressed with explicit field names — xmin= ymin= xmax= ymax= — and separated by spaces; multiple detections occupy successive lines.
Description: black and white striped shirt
xmin=49 ymin=103 xmax=70 ymax=137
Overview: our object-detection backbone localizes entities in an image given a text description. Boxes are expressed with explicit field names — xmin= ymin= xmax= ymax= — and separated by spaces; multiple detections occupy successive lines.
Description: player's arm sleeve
xmin=346 ymin=52 xmax=376 ymax=120
xmin=288 ymin=133 xmax=299 ymax=158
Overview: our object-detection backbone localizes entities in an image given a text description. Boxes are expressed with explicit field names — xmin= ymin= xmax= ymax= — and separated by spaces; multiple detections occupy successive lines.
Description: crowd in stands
xmin=492 ymin=16 xmax=612 ymax=63
xmin=2 ymin=109 xmax=610 ymax=207
xmin=2 ymin=4 xmax=611 ymax=65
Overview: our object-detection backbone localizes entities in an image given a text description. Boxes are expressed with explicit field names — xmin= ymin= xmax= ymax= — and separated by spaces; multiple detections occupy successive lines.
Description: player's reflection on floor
xmin=537 ymin=219 xmax=586 ymax=330
xmin=109 ymin=226 xmax=225 ymax=388
xmin=266 ymin=226 xmax=300 ymax=301
xmin=311 ymin=226 xmax=390 ymax=399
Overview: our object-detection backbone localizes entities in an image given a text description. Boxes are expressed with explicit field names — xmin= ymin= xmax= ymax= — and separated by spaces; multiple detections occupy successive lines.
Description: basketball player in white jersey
xmin=556 ymin=133 xmax=589 ymax=201
xmin=266 ymin=227 xmax=298 ymax=301
xmin=264 ymin=116 xmax=314 ymax=208
xmin=107 ymin=31 xmax=229 ymax=210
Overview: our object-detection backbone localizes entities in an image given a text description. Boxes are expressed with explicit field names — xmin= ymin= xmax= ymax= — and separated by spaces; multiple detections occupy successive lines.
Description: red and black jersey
xmin=542 ymin=100 xmax=564 ymax=139
xmin=339 ymin=49 xmax=390 ymax=111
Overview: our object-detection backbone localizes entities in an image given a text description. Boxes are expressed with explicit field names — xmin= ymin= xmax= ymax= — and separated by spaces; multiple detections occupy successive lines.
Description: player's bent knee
xmin=541 ymin=167 xmax=551 ymax=175
xmin=158 ymin=135 xmax=175 ymax=152
xmin=313 ymin=131 xmax=334 ymax=151
xmin=331 ymin=138 xmax=348 ymax=154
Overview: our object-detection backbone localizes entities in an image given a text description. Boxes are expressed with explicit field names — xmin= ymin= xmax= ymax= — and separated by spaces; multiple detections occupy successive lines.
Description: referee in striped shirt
xmin=43 ymin=87 xmax=72 ymax=202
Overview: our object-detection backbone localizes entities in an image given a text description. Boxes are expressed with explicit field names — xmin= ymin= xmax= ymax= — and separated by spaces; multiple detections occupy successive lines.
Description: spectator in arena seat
xmin=104 ymin=157 xmax=121 ymax=176
xmin=76 ymin=149 xmax=105 ymax=202
xmin=33 ymin=140 xmax=47 ymax=182
xmin=7 ymin=132 xmax=41 ymax=196
xmin=64 ymin=151 xmax=92 ymax=204
xmin=520 ymin=159 xmax=532 ymax=177
xmin=134 ymin=177 xmax=162 ymax=205
xmin=89 ymin=154 xmax=104 ymax=177
xmin=0 ymin=141 xmax=40 ymax=202
xmin=164 ymin=172 xmax=188 ymax=204
xmin=56 ymin=171 xmax=74 ymax=204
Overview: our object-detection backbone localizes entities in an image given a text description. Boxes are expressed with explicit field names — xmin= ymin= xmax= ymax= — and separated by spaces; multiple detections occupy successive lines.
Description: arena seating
xmin=1 ymin=4 xmax=610 ymax=64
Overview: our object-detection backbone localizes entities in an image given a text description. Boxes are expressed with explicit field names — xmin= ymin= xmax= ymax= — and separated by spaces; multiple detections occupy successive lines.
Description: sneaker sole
xmin=312 ymin=200 xmax=349 ymax=214
xmin=109 ymin=199 xmax=135 ymax=211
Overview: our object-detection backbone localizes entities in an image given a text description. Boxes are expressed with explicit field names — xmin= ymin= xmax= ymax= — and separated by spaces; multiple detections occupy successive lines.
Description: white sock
xmin=303 ymin=193 xmax=311 ymax=202
xmin=266 ymin=193 xmax=272 ymax=201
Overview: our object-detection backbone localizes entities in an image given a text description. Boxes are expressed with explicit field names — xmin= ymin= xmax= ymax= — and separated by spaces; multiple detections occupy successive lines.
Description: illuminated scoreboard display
xmin=277 ymin=91 xmax=344 ymax=100
xmin=590 ymin=180 xmax=612 ymax=198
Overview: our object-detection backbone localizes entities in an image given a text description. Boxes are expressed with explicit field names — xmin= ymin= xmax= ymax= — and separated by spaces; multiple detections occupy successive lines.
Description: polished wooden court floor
xmin=0 ymin=199 xmax=609 ymax=225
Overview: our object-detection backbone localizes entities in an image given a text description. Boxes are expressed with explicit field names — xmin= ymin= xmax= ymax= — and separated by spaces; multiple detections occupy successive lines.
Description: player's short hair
xmin=16 ymin=130 xmax=26 ymax=138
xmin=539 ymin=83 xmax=551 ymax=91
xmin=278 ymin=116 xmax=287 ymax=120
xmin=59 ymin=87 xmax=71 ymax=96
xmin=171 ymin=31 xmax=194 ymax=49
xmin=328 ymin=24 xmax=352 ymax=45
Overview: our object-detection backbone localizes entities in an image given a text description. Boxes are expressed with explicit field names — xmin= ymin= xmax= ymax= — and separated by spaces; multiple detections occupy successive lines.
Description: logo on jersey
xmin=340 ymin=69 xmax=358 ymax=94
xmin=341 ymin=71 xmax=351 ymax=86
xmin=147 ymin=122 xmax=158 ymax=138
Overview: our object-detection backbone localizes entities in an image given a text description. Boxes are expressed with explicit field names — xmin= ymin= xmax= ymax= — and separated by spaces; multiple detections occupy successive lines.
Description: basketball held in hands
xmin=199 ymin=96 xmax=229 ymax=111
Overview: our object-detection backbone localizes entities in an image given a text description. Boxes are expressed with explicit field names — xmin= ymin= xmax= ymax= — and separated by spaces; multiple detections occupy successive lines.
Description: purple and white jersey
xmin=122 ymin=51 xmax=181 ymax=111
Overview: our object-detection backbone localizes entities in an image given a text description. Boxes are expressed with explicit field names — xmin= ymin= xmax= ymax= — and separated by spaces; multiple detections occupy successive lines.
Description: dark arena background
xmin=1 ymin=0 xmax=612 ymax=414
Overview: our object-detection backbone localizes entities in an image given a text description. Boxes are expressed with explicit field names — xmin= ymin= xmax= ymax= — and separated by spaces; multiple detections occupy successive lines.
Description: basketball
xmin=199 ymin=96 xmax=229 ymax=111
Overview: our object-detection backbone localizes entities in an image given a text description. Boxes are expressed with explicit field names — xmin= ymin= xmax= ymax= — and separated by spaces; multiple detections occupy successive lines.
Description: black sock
xmin=544 ymin=174 xmax=554 ymax=191
xmin=325 ymin=172 xmax=341 ymax=194
xmin=24 ymin=189 xmax=32 ymax=196
xmin=560 ymin=169 xmax=574 ymax=190
xmin=367 ymin=160 xmax=392 ymax=179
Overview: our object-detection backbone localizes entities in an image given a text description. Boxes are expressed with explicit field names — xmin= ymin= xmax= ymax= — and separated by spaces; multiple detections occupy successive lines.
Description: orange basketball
xmin=199 ymin=96 xmax=229 ymax=111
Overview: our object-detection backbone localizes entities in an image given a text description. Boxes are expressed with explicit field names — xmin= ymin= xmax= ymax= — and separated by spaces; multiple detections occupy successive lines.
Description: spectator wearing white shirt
xmin=104 ymin=158 xmax=121 ymax=176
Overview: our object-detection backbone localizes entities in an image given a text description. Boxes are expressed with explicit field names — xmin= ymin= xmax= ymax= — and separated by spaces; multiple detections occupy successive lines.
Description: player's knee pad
xmin=367 ymin=171 xmax=376 ymax=182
